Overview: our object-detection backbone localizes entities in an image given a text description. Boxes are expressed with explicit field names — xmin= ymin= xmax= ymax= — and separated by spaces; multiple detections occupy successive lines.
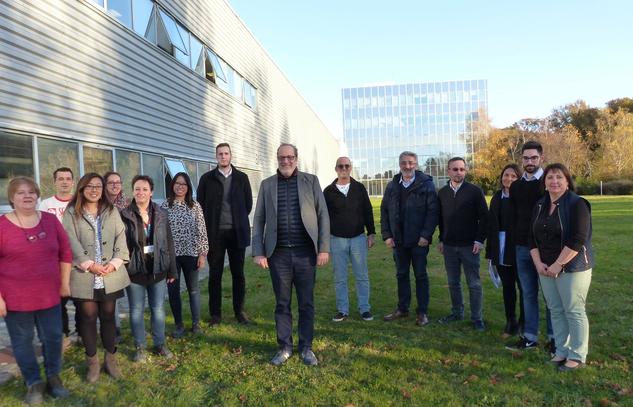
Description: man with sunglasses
xmin=506 ymin=140 xmax=554 ymax=353
xmin=437 ymin=157 xmax=488 ymax=331
xmin=323 ymin=157 xmax=375 ymax=322
xmin=252 ymin=143 xmax=330 ymax=366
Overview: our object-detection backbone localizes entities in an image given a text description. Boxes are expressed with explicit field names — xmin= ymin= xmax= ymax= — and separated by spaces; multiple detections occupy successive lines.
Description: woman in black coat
xmin=485 ymin=164 xmax=524 ymax=336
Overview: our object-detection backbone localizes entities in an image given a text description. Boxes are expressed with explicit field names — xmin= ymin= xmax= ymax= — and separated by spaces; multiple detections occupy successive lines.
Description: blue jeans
xmin=393 ymin=246 xmax=430 ymax=315
xmin=126 ymin=279 xmax=167 ymax=348
xmin=167 ymin=256 xmax=201 ymax=326
xmin=4 ymin=305 xmax=63 ymax=386
xmin=331 ymin=234 xmax=371 ymax=314
xmin=268 ymin=246 xmax=316 ymax=352
xmin=442 ymin=245 xmax=483 ymax=321
xmin=516 ymin=245 xmax=553 ymax=342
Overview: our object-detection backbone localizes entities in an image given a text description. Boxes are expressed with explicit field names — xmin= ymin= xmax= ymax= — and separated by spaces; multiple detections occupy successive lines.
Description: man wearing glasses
xmin=505 ymin=140 xmax=554 ymax=353
xmin=323 ymin=157 xmax=375 ymax=323
xmin=252 ymin=143 xmax=330 ymax=366
xmin=197 ymin=143 xmax=253 ymax=326
xmin=436 ymin=157 xmax=488 ymax=331
xmin=381 ymin=151 xmax=439 ymax=327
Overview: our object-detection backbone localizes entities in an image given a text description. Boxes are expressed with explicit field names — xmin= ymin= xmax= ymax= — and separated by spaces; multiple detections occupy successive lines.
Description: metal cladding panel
xmin=0 ymin=0 xmax=339 ymax=185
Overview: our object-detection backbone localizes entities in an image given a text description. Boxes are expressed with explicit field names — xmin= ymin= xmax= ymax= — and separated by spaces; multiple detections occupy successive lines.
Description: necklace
xmin=14 ymin=211 xmax=47 ymax=242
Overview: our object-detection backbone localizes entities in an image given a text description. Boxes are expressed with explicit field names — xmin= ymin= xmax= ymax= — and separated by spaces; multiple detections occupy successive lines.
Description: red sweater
xmin=0 ymin=212 xmax=72 ymax=312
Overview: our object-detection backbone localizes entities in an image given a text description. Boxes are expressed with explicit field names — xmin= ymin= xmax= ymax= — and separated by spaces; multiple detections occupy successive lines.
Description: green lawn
xmin=1 ymin=196 xmax=632 ymax=406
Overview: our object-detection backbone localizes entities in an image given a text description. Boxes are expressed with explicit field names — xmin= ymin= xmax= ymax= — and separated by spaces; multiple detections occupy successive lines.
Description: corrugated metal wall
xmin=0 ymin=0 xmax=340 ymax=185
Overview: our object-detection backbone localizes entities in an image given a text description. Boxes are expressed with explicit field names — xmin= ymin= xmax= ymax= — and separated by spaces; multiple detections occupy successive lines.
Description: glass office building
xmin=342 ymin=80 xmax=488 ymax=194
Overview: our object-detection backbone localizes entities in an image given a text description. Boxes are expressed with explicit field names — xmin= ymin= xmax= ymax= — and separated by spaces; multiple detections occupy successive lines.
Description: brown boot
xmin=103 ymin=349 xmax=121 ymax=379
xmin=86 ymin=354 xmax=100 ymax=383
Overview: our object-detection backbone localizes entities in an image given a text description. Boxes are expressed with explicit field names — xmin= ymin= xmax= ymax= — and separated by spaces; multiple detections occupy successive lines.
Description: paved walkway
xmin=0 ymin=265 xmax=210 ymax=385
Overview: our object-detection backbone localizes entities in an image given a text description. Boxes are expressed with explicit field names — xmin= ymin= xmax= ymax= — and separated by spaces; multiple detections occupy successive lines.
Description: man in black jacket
xmin=437 ymin=157 xmax=488 ymax=331
xmin=381 ymin=151 xmax=439 ymax=326
xmin=197 ymin=143 xmax=253 ymax=325
xmin=323 ymin=157 xmax=376 ymax=322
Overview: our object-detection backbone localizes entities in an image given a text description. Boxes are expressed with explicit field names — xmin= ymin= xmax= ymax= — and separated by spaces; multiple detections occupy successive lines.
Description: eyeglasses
xmin=336 ymin=164 xmax=351 ymax=169
xmin=174 ymin=182 xmax=188 ymax=187
xmin=106 ymin=181 xmax=122 ymax=186
xmin=85 ymin=184 xmax=103 ymax=190
xmin=278 ymin=155 xmax=296 ymax=162
xmin=522 ymin=155 xmax=540 ymax=162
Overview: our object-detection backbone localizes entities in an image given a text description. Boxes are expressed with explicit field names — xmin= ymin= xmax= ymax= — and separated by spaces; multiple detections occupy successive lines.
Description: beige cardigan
xmin=62 ymin=206 xmax=130 ymax=299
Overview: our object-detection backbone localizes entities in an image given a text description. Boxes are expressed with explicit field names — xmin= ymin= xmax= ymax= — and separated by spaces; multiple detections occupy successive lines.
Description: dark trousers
xmin=167 ymin=255 xmax=201 ymax=326
xmin=498 ymin=264 xmax=525 ymax=327
xmin=77 ymin=300 xmax=117 ymax=356
xmin=393 ymin=246 xmax=430 ymax=315
xmin=61 ymin=297 xmax=81 ymax=336
xmin=208 ymin=229 xmax=246 ymax=318
xmin=268 ymin=246 xmax=316 ymax=352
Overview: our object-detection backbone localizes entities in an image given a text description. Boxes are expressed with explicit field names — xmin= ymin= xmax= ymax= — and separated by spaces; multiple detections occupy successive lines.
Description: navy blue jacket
xmin=380 ymin=170 xmax=439 ymax=248
xmin=197 ymin=165 xmax=253 ymax=248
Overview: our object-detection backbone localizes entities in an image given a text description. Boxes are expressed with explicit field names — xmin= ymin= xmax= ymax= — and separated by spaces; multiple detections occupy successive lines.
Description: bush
xmin=575 ymin=178 xmax=599 ymax=195
xmin=602 ymin=179 xmax=633 ymax=195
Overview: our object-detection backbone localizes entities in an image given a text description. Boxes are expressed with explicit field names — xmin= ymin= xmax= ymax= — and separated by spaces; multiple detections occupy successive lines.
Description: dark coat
xmin=120 ymin=201 xmax=177 ymax=280
xmin=196 ymin=165 xmax=253 ymax=248
xmin=380 ymin=170 xmax=439 ymax=247
xmin=485 ymin=190 xmax=516 ymax=266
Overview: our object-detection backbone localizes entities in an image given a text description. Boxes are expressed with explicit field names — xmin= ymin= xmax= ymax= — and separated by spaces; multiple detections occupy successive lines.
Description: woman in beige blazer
xmin=62 ymin=173 xmax=129 ymax=383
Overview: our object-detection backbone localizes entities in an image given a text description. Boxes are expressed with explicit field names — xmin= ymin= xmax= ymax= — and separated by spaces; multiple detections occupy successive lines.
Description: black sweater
xmin=509 ymin=176 xmax=545 ymax=246
xmin=438 ymin=181 xmax=488 ymax=246
xmin=323 ymin=177 xmax=376 ymax=238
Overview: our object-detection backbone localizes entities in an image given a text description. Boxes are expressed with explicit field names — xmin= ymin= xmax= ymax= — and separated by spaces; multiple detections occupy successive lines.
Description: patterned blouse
xmin=112 ymin=192 xmax=130 ymax=210
xmin=85 ymin=213 xmax=105 ymax=289
xmin=160 ymin=200 xmax=209 ymax=257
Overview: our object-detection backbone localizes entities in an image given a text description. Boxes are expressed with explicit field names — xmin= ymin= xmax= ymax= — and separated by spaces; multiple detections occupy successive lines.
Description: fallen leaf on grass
xmin=618 ymin=388 xmax=633 ymax=396
xmin=344 ymin=404 xmax=356 ymax=407
xmin=232 ymin=346 xmax=242 ymax=355
xmin=527 ymin=368 xmax=536 ymax=373
xmin=164 ymin=364 xmax=177 ymax=372
xmin=599 ymin=399 xmax=615 ymax=406
xmin=511 ymin=352 xmax=522 ymax=359
xmin=489 ymin=375 xmax=500 ymax=385
xmin=583 ymin=399 xmax=593 ymax=407
xmin=514 ymin=372 xmax=525 ymax=379
xmin=238 ymin=394 xmax=247 ymax=402
xmin=611 ymin=354 xmax=626 ymax=362
xmin=463 ymin=375 xmax=479 ymax=384
xmin=471 ymin=360 xmax=481 ymax=367
xmin=440 ymin=358 xmax=453 ymax=365
xmin=400 ymin=388 xmax=411 ymax=399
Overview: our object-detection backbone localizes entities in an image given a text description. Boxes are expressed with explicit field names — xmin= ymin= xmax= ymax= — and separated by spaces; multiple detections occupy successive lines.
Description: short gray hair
xmin=399 ymin=151 xmax=418 ymax=162
xmin=277 ymin=143 xmax=298 ymax=157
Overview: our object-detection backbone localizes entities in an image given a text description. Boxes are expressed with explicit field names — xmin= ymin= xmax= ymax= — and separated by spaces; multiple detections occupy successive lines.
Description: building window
xmin=156 ymin=9 xmax=189 ymax=65
xmin=115 ymin=149 xmax=141 ymax=198
xmin=107 ymin=0 xmax=132 ymax=28
xmin=142 ymin=153 xmax=165 ymax=199
xmin=83 ymin=146 xmax=113 ymax=175
xmin=189 ymin=35 xmax=205 ymax=75
xmin=205 ymin=49 xmax=226 ymax=83
xmin=243 ymin=80 xmax=257 ymax=109
xmin=183 ymin=159 xmax=198 ymax=189
xmin=0 ymin=132 xmax=34 ymax=205
xmin=37 ymin=138 xmax=79 ymax=199
xmin=132 ymin=0 xmax=154 ymax=37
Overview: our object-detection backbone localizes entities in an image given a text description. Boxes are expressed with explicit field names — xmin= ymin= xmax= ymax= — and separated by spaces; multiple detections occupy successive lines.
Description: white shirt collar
xmin=522 ymin=167 xmax=543 ymax=181
xmin=399 ymin=173 xmax=415 ymax=188
xmin=219 ymin=166 xmax=232 ymax=178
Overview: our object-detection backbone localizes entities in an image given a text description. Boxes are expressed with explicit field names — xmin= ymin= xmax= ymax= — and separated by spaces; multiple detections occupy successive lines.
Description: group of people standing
xmin=0 ymin=140 xmax=594 ymax=405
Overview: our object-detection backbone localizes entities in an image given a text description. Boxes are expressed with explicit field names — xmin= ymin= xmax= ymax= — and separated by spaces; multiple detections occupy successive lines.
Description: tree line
xmin=468 ymin=98 xmax=633 ymax=194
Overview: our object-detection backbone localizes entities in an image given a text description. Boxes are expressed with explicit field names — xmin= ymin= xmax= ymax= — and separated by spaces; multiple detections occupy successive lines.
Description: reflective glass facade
xmin=342 ymin=80 xmax=488 ymax=193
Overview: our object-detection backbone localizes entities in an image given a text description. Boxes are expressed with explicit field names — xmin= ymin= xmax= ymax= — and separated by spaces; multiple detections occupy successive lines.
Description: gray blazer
xmin=62 ymin=206 xmax=130 ymax=299
xmin=252 ymin=171 xmax=330 ymax=258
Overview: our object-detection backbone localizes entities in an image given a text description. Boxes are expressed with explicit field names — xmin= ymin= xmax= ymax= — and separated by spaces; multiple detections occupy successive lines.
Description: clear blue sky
xmin=229 ymin=0 xmax=633 ymax=139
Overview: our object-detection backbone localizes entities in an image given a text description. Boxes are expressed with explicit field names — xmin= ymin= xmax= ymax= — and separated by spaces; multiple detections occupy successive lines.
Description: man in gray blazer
xmin=252 ymin=143 xmax=330 ymax=366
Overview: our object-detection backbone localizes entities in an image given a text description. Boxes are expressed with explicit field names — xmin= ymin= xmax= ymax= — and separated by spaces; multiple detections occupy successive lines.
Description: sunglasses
xmin=336 ymin=164 xmax=351 ymax=169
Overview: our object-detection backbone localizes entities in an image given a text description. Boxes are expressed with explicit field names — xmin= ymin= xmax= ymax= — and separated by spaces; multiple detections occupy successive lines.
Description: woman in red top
xmin=0 ymin=177 xmax=72 ymax=405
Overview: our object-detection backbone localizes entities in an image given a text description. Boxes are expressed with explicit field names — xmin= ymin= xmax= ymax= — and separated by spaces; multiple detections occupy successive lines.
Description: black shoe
xmin=505 ymin=336 xmax=538 ymax=351
xmin=473 ymin=320 xmax=486 ymax=331
xmin=153 ymin=344 xmax=174 ymax=359
xmin=208 ymin=315 xmax=221 ymax=326
xmin=558 ymin=359 xmax=585 ymax=372
xmin=25 ymin=382 xmax=45 ymax=405
xmin=383 ymin=309 xmax=408 ymax=321
xmin=300 ymin=349 xmax=318 ymax=366
xmin=361 ymin=311 xmax=374 ymax=321
xmin=270 ymin=349 xmax=292 ymax=366
xmin=191 ymin=322 xmax=201 ymax=334
xmin=547 ymin=338 xmax=556 ymax=358
xmin=332 ymin=312 xmax=348 ymax=322
xmin=172 ymin=325 xmax=186 ymax=339
xmin=236 ymin=312 xmax=253 ymax=325
xmin=438 ymin=313 xmax=464 ymax=324
xmin=46 ymin=375 xmax=69 ymax=399
xmin=415 ymin=313 xmax=429 ymax=326
xmin=132 ymin=347 xmax=147 ymax=363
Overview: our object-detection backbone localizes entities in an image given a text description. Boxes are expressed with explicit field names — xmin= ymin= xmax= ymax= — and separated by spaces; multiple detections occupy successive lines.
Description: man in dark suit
xmin=197 ymin=143 xmax=253 ymax=325
xmin=252 ymin=143 xmax=330 ymax=366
